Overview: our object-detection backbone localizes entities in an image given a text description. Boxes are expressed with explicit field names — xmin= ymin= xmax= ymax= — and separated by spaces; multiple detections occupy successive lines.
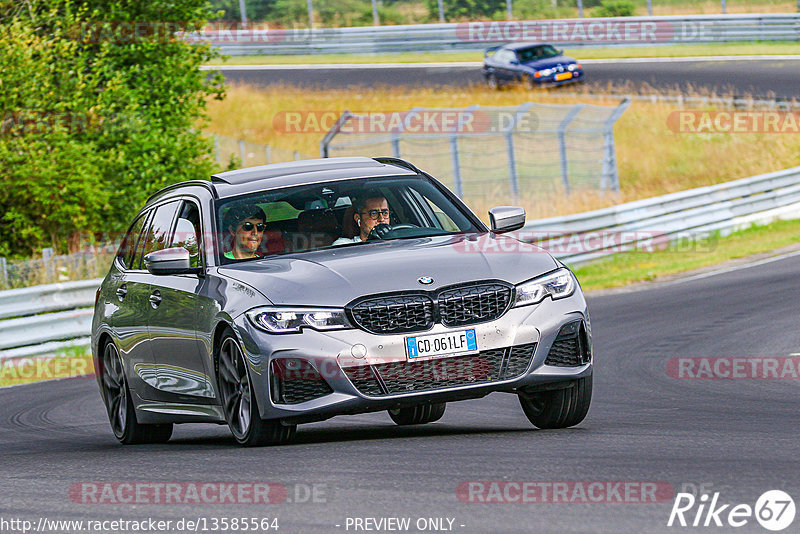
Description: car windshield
xmin=215 ymin=175 xmax=482 ymax=263
xmin=517 ymin=45 xmax=560 ymax=62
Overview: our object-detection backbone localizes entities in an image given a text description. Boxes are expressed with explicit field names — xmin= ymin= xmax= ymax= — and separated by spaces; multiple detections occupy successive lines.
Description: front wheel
xmin=518 ymin=375 xmax=592 ymax=429
xmin=217 ymin=331 xmax=296 ymax=447
xmin=388 ymin=403 xmax=446 ymax=425
xmin=523 ymin=74 xmax=537 ymax=90
xmin=101 ymin=342 xmax=172 ymax=444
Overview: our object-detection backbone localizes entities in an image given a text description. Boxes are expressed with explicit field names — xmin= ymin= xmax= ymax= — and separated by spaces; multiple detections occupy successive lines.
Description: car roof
xmin=146 ymin=157 xmax=421 ymax=205
xmin=503 ymin=42 xmax=551 ymax=51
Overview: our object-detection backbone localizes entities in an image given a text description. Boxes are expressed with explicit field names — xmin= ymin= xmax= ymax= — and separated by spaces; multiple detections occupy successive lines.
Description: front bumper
xmin=233 ymin=291 xmax=592 ymax=424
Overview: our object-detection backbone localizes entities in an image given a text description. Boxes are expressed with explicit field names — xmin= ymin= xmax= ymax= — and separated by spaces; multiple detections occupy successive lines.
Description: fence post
xmin=557 ymin=104 xmax=586 ymax=195
xmin=577 ymin=0 xmax=583 ymax=17
xmin=391 ymin=107 xmax=421 ymax=158
xmin=437 ymin=0 xmax=445 ymax=22
xmin=647 ymin=0 xmax=652 ymax=15
xmin=320 ymin=110 xmax=353 ymax=157
xmin=721 ymin=0 xmax=726 ymax=13
xmin=505 ymin=103 xmax=534 ymax=200
xmin=238 ymin=139 xmax=247 ymax=165
xmin=601 ymin=98 xmax=631 ymax=192
xmin=449 ymin=136 xmax=463 ymax=197
xmin=265 ymin=145 xmax=272 ymax=164
xmin=294 ymin=151 xmax=300 ymax=161
xmin=0 ymin=257 xmax=6 ymax=288
xmin=214 ymin=135 xmax=221 ymax=167
xmin=507 ymin=0 xmax=513 ymax=19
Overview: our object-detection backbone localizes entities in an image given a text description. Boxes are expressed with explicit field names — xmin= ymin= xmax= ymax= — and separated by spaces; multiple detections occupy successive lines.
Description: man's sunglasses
xmin=360 ymin=209 xmax=391 ymax=221
xmin=240 ymin=222 xmax=266 ymax=232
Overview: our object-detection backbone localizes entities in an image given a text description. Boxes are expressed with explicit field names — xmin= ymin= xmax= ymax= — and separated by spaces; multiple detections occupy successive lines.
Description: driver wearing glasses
xmin=333 ymin=191 xmax=391 ymax=246
xmin=223 ymin=206 xmax=267 ymax=260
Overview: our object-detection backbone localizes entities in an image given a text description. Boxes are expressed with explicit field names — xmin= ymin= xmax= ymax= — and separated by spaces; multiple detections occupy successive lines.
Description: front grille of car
xmin=270 ymin=359 xmax=333 ymax=404
xmin=438 ymin=283 xmax=513 ymax=327
xmin=343 ymin=343 xmax=537 ymax=397
xmin=348 ymin=281 xmax=513 ymax=335
xmin=350 ymin=294 xmax=435 ymax=334
xmin=544 ymin=321 xmax=590 ymax=367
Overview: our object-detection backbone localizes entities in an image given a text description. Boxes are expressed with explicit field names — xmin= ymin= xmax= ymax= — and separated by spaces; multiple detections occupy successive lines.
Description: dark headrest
xmin=297 ymin=209 xmax=337 ymax=234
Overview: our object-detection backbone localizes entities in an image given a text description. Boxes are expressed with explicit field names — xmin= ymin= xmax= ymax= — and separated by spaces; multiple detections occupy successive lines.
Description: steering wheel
xmin=367 ymin=223 xmax=419 ymax=240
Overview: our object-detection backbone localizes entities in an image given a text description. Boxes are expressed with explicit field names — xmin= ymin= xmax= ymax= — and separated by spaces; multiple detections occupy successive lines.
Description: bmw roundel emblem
xmin=418 ymin=276 xmax=434 ymax=285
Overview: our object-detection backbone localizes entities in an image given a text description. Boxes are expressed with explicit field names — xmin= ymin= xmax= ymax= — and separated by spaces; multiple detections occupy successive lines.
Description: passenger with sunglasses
xmin=333 ymin=191 xmax=391 ymax=246
xmin=223 ymin=206 xmax=267 ymax=260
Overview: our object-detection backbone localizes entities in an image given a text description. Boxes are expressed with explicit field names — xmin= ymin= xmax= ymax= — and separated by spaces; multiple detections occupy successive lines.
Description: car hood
xmin=218 ymin=233 xmax=559 ymax=307
xmin=522 ymin=55 xmax=577 ymax=70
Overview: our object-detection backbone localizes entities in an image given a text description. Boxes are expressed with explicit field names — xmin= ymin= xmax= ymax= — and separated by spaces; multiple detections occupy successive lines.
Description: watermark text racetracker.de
xmin=454 ymin=230 xmax=716 ymax=255
xmin=667 ymin=356 xmax=800 ymax=380
xmin=69 ymin=481 xmax=328 ymax=505
xmin=668 ymin=111 xmax=800 ymax=134
xmin=456 ymin=480 xmax=674 ymax=503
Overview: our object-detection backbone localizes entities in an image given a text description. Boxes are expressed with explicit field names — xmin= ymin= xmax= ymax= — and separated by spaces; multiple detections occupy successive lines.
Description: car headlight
xmin=568 ymin=64 xmax=577 ymax=71
xmin=513 ymin=268 xmax=577 ymax=307
xmin=246 ymin=307 xmax=350 ymax=334
xmin=540 ymin=68 xmax=554 ymax=76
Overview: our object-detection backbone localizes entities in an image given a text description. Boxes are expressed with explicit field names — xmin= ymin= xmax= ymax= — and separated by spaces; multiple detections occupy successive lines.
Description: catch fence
xmin=320 ymin=100 xmax=630 ymax=205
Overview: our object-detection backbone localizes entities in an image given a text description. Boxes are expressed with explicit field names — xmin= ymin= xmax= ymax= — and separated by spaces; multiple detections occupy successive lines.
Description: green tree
xmin=0 ymin=0 xmax=225 ymax=257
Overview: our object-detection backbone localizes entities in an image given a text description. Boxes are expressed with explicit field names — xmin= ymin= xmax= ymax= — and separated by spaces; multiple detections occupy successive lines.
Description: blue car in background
xmin=483 ymin=43 xmax=584 ymax=89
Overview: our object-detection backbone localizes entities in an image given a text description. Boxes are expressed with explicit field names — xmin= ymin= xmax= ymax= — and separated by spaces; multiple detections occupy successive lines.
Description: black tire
xmin=486 ymin=74 xmax=499 ymax=90
xmin=518 ymin=375 xmax=592 ymax=429
xmin=101 ymin=342 xmax=173 ymax=444
xmin=217 ymin=330 xmax=296 ymax=447
xmin=388 ymin=403 xmax=446 ymax=425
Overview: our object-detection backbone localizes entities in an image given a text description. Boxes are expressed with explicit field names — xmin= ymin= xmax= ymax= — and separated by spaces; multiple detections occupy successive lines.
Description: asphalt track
xmin=215 ymin=58 xmax=800 ymax=99
xmin=2 ymin=252 xmax=800 ymax=533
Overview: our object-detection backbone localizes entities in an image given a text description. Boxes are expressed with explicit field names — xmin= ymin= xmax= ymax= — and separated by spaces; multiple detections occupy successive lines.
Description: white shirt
xmin=332 ymin=236 xmax=363 ymax=246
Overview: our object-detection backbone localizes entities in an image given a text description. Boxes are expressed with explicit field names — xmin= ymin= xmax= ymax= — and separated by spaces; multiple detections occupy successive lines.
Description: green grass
xmin=0 ymin=346 xmax=94 ymax=388
xmin=204 ymin=42 xmax=800 ymax=66
xmin=573 ymin=217 xmax=800 ymax=291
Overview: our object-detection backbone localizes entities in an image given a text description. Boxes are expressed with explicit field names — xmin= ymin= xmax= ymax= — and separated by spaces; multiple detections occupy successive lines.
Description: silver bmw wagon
xmin=92 ymin=157 xmax=592 ymax=446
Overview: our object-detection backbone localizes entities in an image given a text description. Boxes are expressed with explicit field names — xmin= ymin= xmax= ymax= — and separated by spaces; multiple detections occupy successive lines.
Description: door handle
xmin=149 ymin=290 xmax=162 ymax=309
xmin=116 ymin=284 xmax=127 ymax=301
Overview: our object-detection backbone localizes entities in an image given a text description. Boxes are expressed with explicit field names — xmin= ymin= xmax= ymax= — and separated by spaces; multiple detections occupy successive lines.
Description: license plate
xmin=406 ymin=329 xmax=478 ymax=359
xmin=555 ymin=72 xmax=573 ymax=81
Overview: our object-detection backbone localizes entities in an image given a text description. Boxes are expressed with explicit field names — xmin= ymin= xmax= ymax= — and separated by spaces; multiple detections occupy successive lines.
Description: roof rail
xmin=146 ymin=180 xmax=217 ymax=203
xmin=373 ymin=157 xmax=421 ymax=174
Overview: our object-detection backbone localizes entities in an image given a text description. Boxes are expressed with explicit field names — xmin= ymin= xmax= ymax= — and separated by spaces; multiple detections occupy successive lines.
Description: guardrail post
xmin=721 ymin=0 xmax=726 ymax=13
xmin=437 ymin=0 xmax=445 ymax=22
xmin=294 ymin=151 xmax=300 ymax=161
xmin=601 ymin=98 xmax=631 ymax=192
xmin=577 ymin=0 xmax=583 ymax=17
xmin=266 ymin=145 xmax=272 ymax=164
xmin=507 ymin=0 xmax=514 ymax=19
xmin=320 ymin=110 xmax=353 ymax=158
xmin=557 ymin=104 xmax=586 ymax=195
xmin=450 ymin=135 xmax=463 ymax=197
xmin=647 ymin=0 xmax=652 ymax=15
xmin=505 ymin=103 xmax=533 ymax=200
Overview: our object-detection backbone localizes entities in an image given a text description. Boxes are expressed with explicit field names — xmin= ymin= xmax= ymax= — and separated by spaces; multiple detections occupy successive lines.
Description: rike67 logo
xmin=668 ymin=490 xmax=795 ymax=531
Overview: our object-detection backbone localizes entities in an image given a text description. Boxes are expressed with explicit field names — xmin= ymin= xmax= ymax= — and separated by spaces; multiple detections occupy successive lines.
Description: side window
xmin=141 ymin=201 xmax=181 ymax=262
xmin=118 ymin=214 xmax=147 ymax=270
xmin=170 ymin=201 xmax=202 ymax=268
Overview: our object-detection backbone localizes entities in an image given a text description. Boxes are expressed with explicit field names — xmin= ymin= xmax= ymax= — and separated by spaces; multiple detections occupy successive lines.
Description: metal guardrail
xmin=191 ymin=14 xmax=800 ymax=55
xmin=0 ymin=279 xmax=101 ymax=361
xmin=2 ymin=165 xmax=799 ymax=362
xmin=521 ymin=166 xmax=800 ymax=265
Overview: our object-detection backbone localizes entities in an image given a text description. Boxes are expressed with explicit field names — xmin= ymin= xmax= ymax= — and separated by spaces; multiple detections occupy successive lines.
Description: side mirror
xmin=510 ymin=59 xmax=520 ymax=65
xmin=144 ymin=247 xmax=201 ymax=276
xmin=489 ymin=206 xmax=526 ymax=233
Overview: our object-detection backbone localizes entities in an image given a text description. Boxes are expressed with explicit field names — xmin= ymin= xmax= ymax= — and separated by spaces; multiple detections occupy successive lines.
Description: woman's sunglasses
xmin=240 ymin=222 xmax=266 ymax=232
